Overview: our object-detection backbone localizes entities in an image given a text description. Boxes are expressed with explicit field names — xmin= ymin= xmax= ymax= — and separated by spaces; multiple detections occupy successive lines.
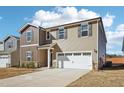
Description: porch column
xmin=47 ymin=48 xmax=50 ymax=68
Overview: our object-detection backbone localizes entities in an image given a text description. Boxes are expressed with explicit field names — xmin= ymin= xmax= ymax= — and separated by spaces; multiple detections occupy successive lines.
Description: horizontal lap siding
xmin=50 ymin=22 xmax=98 ymax=64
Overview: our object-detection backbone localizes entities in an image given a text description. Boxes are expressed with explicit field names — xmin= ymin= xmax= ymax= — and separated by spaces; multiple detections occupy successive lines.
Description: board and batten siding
xmin=20 ymin=26 xmax=39 ymax=46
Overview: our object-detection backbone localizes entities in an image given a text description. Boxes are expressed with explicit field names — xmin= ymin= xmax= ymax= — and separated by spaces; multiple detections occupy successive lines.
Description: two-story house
xmin=19 ymin=17 xmax=107 ymax=70
xmin=0 ymin=35 xmax=20 ymax=68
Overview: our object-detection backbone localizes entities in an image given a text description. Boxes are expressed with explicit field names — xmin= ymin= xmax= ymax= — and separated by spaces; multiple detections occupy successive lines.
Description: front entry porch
xmin=38 ymin=43 xmax=56 ymax=68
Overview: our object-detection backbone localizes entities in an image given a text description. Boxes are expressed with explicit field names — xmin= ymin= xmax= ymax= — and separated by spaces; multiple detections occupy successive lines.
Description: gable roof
xmin=19 ymin=23 xmax=45 ymax=33
xmin=18 ymin=17 xmax=107 ymax=42
xmin=4 ymin=35 xmax=20 ymax=42
xmin=46 ymin=17 xmax=102 ymax=29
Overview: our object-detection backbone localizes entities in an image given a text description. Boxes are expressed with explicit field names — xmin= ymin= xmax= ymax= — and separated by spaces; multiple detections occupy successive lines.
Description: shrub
xmin=26 ymin=62 xmax=35 ymax=68
xmin=21 ymin=63 xmax=25 ymax=68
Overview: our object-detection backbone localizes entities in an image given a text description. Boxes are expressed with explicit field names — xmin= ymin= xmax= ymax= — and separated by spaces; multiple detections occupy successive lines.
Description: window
xmin=65 ymin=53 xmax=72 ymax=56
xmin=58 ymin=27 xmax=65 ymax=39
xmin=26 ymin=51 xmax=32 ymax=61
xmin=74 ymin=53 xmax=81 ymax=56
xmin=83 ymin=52 xmax=91 ymax=56
xmin=26 ymin=31 xmax=32 ymax=42
xmin=80 ymin=23 xmax=89 ymax=37
xmin=58 ymin=53 xmax=64 ymax=56
xmin=46 ymin=31 xmax=51 ymax=40
xmin=7 ymin=41 xmax=13 ymax=48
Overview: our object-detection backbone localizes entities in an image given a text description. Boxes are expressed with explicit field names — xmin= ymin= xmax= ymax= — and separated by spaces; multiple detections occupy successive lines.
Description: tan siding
xmin=50 ymin=22 xmax=98 ymax=65
xmin=20 ymin=46 xmax=39 ymax=63
xmin=39 ymin=50 xmax=47 ymax=67
xmin=11 ymin=40 xmax=20 ymax=66
xmin=39 ymin=30 xmax=46 ymax=45
xmin=11 ymin=49 xmax=20 ymax=66
xmin=20 ymin=26 xmax=39 ymax=46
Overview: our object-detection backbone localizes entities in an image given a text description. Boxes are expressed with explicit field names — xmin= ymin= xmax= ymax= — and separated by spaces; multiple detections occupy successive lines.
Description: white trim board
xmin=20 ymin=44 xmax=39 ymax=47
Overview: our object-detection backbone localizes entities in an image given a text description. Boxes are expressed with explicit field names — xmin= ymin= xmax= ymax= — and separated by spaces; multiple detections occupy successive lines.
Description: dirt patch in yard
xmin=0 ymin=68 xmax=37 ymax=79
xmin=67 ymin=69 xmax=124 ymax=87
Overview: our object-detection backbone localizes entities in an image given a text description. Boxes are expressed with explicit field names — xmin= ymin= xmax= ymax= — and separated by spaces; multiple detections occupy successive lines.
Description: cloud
xmin=29 ymin=6 xmax=123 ymax=55
xmin=103 ymin=13 xmax=115 ymax=28
xmin=32 ymin=7 xmax=100 ymax=27
xmin=106 ymin=24 xmax=124 ymax=55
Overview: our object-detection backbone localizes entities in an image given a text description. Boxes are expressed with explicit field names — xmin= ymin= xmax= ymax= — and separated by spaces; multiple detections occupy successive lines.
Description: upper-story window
xmin=78 ymin=22 xmax=92 ymax=37
xmin=46 ymin=31 xmax=51 ymax=40
xmin=58 ymin=27 xmax=65 ymax=39
xmin=26 ymin=51 xmax=32 ymax=61
xmin=26 ymin=31 xmax=32 ymax=42
xmin=81 ymin=23 xmax=89 ymax=37
xmin=7 ymin=41 xmax=13 ymax=48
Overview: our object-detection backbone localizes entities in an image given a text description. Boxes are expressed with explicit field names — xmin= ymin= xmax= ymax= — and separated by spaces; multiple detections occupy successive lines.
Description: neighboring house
xmin=0 ymin=35 xmax=20 ymax=68
xmin=0 ymin=41 xmax=4 ymax=51
xmin=19 ymin=17 xmax=107 ymax=70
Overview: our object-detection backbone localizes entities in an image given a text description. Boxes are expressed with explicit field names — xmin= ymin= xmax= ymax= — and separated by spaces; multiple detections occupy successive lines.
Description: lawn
xmin=0 ymin=68 xmax=36 ymax=79
xmin=68 ymin=68 xmax=124 ymax=87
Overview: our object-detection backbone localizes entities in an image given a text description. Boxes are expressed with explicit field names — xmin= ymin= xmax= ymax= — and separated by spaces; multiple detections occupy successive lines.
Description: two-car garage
xmin=57 ymin=51 xmax=92 ymax=70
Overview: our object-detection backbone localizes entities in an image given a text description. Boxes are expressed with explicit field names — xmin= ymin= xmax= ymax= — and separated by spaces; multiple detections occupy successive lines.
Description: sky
xmin=0 ymin=6 xmax=124 ymax=55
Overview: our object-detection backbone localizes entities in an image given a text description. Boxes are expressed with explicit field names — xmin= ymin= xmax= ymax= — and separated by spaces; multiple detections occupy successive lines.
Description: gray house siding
xmin=98 ymin=21 xmax=107 ymax=68
xmin=4 ymin=37 xmax=17 ymax=52
xmin=4 ymin=36 xmax=20 ymax=67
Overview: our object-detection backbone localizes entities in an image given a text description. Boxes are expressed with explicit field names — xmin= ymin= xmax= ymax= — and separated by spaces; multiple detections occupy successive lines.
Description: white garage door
xmin=0 ymin=55 xmax=11 ymax=68
xmin=57 ymin=51 xmax=92 ymax=70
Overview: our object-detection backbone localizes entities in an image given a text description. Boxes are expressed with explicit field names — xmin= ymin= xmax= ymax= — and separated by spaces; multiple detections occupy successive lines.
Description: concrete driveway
xmin=0 ymin=68 xmax=89 ymax=87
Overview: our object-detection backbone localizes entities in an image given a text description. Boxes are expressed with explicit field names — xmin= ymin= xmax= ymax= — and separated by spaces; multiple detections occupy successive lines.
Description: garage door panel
xmin=58 ymin=52 xmax=92 ymax=70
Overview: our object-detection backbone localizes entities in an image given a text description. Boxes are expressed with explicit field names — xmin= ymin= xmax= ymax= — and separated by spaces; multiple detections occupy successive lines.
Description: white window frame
xmin=58 ymin=27 xmax=65 ymax=39
xmin=46 ymin=31 xmax=51 ymax=40
xmin=26 ymin=51 xmax=32 ymax=61
xmin=26 ymin=31 xmax=32 ymax=42
xmin=80 ymin=23 xmax=89 ymax=37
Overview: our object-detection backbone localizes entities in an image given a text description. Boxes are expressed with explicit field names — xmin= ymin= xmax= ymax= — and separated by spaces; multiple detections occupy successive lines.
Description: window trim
xmin=46 ymin=31 xmax=51 ymax=40
xmin=26 ymin=51 xmax=32 ymax=61
xmin=80 ymin=23 xmax=89 ymax=37
xmin=58 ymin=26 xmax=65 ymax=39
xmin=26 ymin=31 xmax=32 ymax=42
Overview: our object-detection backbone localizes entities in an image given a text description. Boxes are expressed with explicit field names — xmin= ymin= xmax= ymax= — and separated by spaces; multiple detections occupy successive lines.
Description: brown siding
xmin=20 ymin=46 xmax=39 ymax=63
xmin=20 ymin=26 xmax=39 ymax=46
xmin=11 ymin=49 xmax=20 ymax=66
xmin=11 ymin=40 xmax=20 ymax=66
xmin=39 ymin=50 xmax=47 ymax=67
xmin=39 ymin=29 xmax=46 ymax=45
